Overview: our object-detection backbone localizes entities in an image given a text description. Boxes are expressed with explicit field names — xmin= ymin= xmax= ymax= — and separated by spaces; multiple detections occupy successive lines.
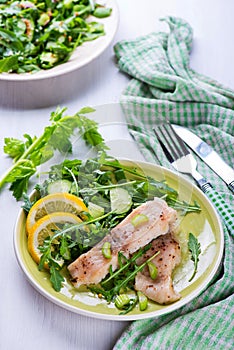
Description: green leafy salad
xmin=0 ymin=0 xmax=112 ymax=73
xmin=1 ymin=107 xmax=201 ymax=314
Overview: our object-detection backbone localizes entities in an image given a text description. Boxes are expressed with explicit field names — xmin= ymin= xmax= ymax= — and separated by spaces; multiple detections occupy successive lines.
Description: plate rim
xmin=13 ymin=159 xmax=224 ymax=321
xmin=0 ymin=0 xmax=119 ymax=82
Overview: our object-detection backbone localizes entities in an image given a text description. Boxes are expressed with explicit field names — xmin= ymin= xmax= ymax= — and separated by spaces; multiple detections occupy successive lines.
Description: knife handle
xmin=200 ymin=183 xmax=234 ymax=234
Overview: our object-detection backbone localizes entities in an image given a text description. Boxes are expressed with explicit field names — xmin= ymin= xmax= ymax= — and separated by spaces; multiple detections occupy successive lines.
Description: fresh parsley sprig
xmin=0 ymin=106 xmax=107 ymax=200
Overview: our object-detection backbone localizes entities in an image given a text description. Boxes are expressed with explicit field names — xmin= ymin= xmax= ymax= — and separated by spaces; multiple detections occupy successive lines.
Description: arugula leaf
xmin=38 ymin=235 xmax=65 ymax=291
xmin=188 ymin=232 xmax=201 ymax=282
xmin=167 ymin=198 xmax=201 ymax=215
xmin=0 ymin=28 xmax=24 ymax=51
xmin=49 ymin=261 xmax=65 ymax=292
xmin=60 ymin=235 xmax=71 ymax=260
xmin=21 ymin=193 xmax=34 ymax=213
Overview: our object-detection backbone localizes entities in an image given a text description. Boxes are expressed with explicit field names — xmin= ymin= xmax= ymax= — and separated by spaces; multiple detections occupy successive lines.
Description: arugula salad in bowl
xmin=0 ymin=0 xmax=117 ymax=76
xmin=9 ymin=106 xmax=223 ymax=319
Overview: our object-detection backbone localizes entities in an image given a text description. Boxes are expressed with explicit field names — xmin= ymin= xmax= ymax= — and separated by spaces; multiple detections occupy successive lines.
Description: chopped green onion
xmin=131 ymin=214 xmax=149 ymax=227
xmin=38 ymin=13 xmax=50 ymax=26
xmin=102 ymin=242 xmax=112 ymax=259
xmin=137 ymin=291 xmax=148 ymax=311
xmin=115 ymin=294 xmax=130 ymax=309
xmin=147 ymin=261 xmax=158 ymax=280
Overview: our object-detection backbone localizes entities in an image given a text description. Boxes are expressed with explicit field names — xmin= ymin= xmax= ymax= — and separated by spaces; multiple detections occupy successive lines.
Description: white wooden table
xmin=1 ymin=1 xmax=233 ymax=349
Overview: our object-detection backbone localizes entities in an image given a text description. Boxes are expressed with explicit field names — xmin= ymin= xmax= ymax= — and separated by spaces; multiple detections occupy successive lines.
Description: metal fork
xmin=154 ymin=122 xmax=234 ymax=233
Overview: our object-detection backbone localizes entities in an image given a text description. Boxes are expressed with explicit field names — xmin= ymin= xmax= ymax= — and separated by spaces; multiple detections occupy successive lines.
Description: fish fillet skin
xmin=68 ymin=198 xmax=178 ymax=288
xmin=135 ymin=233 xmax=181 ymax=304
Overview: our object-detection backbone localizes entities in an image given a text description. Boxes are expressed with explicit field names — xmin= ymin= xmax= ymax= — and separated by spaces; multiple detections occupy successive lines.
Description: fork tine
xmin=163 ymin=123 xmax=189 ymax=158
xmin=154 ymin=123 xmax=189 ymax=162
xmin=166 ymin=123 xmax=190 ymax=157
xmin=160 ymin=124 xmax=184 ymax=159
xmin=154 ymin=126 xmax=178 ymax=162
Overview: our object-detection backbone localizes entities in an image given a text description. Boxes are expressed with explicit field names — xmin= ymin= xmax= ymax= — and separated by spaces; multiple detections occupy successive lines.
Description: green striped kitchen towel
xmin=113 ymin=17 xmax=234 ymax=350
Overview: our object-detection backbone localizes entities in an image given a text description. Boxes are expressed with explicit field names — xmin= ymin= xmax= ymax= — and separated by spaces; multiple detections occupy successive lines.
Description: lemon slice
xmin=27 ymin=212 xmax=82 ymax=265
xmin=26 ymin=192 xmax=88 ymax=235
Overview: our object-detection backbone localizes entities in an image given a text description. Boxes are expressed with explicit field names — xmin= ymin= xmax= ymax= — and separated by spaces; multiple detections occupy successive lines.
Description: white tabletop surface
xmin=1 ymin=1 xmax=234 ymax=349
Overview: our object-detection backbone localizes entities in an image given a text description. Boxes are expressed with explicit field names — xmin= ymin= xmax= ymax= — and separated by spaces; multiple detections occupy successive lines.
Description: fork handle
xmin=198 ymin=180 xmax=234 ymax=234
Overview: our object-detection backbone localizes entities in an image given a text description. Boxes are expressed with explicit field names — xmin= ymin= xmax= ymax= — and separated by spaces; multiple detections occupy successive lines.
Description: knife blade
xmin=172 ymin=125 xmax=234 ymax=194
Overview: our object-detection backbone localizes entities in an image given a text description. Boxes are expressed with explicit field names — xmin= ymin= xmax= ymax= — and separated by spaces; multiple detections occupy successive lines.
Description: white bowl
xmin=0 ymin=0 xmax=119 ymax=108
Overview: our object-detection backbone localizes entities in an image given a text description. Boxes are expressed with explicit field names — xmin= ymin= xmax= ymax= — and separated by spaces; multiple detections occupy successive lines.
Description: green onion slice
xmin=147 ymin=261 xmax=158 ymax=280
xmin=102 ymin=242 xmax=112 ymax=259
xmin=115 ymin=294 xmax=130 ymax=309
xmin=131 ymin=214 xmax=149 ymax=227
xmin=137 ymin=291 xmax=148 ymax=311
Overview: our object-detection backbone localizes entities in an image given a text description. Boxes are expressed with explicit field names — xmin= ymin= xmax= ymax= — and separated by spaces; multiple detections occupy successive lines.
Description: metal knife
xmin=172 ymin=125 xmax=234 ymax=194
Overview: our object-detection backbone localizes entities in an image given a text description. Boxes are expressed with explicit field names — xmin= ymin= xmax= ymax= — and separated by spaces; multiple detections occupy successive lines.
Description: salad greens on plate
xmin=0 ymin=0 xmax=112 ymax=73
xmin=24 ymin=152 xmax=200 ymax=313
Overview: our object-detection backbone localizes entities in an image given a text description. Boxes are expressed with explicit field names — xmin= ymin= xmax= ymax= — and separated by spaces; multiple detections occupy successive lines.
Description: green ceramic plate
xmin=14 ymin=159 xmax=224 ymax=321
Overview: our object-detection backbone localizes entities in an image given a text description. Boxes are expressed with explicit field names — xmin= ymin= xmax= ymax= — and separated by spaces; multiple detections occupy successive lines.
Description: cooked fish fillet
xmin=68 ymin=197 xmax=178 ymax=288
xmin=135 ymin=233 xmax=181 ymax=304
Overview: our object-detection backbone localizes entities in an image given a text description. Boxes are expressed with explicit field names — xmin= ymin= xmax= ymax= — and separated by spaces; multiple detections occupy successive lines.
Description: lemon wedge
xmin=26 ymin=192 xmax=88 ymax=235
xmin=27 ymin=212 xmax=82 ymax=265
